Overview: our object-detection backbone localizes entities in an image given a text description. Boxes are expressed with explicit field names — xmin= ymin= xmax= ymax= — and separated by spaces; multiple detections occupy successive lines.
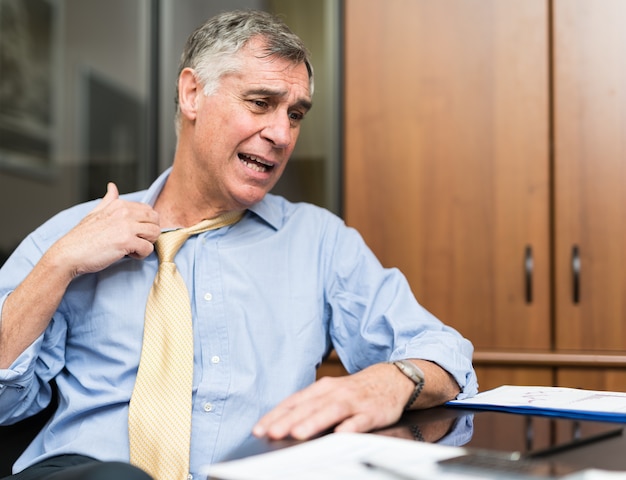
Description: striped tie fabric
xmin=128 ymin=211 xmax=243 ymax=480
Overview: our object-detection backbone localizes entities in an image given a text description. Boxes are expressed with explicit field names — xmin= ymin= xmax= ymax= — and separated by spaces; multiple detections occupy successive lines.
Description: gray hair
xmin=174 ymin=9 xmax=314 ymax=134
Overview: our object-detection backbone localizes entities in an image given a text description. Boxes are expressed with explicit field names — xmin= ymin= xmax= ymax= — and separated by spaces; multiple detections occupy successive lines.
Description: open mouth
xmin=238 ymin=153 xmax=274 ymax=173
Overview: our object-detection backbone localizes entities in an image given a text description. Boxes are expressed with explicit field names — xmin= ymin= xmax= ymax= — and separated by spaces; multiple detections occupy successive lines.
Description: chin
xmin=234 ymin=188 xmax=271 ymax=208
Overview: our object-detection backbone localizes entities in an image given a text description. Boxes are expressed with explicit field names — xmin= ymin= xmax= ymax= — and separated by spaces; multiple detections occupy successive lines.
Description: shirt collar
xmin=140 ymin=167 xmax=169 ymax=207
xmin=140 ymin=166 xmax=283 ymax=231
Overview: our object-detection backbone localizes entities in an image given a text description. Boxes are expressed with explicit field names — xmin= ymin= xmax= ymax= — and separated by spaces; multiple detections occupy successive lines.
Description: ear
xmin=178 ymin=68 xmax=200 ymax=121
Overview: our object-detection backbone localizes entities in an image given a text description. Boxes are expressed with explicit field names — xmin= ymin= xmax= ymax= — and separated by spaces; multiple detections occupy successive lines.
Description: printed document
xmin=202 ymin=432 xmax=466 ymax=479
xmin=448 ymin=385 xmax=626 ymax=422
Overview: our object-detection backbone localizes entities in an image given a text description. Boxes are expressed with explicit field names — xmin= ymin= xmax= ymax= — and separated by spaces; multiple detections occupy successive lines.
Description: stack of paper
xmin=447 ymin=385 xmax=626 ymax=422
xmin=202 ymin=432 xmax=466 ymax=480
xmin=202 ymin=431 xmax=626 ymax=479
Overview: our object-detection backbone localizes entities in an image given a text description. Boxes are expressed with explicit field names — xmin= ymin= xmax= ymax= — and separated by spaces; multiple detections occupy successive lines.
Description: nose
xmin=261 ymin=111 xmax=293 ymax=149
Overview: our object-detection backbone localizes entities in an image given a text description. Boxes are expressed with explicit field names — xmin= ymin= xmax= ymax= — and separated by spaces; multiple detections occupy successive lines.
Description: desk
xmin=386 ymin=407 xmax=626 ymax=472
xmin=224 ymin=406 xmax=626 ymax=474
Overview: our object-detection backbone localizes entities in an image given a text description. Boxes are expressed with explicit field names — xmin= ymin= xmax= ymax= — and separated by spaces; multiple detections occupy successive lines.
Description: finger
xmin=286 ymin=400 xmax=352 ymax=440
xmin=136 ymin=220 xmax=162 ymax=243
xmin=252 ymin=386 xmax=321 ymax=438
xmin=126 ymin=238 xmax=156 ymax=260
xmin=92 ymin=182 xmax=119 ymax=213
xmin=333 ymin=412 xmax=378 ymax=434
xmin=258 ymin=402 xmax=331 ymax=440
xmin=255 ymin=380 xmax=350 ymax=440
xmin=255 ymin=378 xmax=334 ymax=422
xmin=128 ymin=223 xmax=162 ymax=259
xmin=292 ymin=392 xmax=399 ymax=439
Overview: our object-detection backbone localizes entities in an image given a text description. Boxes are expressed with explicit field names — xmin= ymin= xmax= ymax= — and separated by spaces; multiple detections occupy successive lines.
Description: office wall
xmin=0 ymin=0 xmax=149 ymax=254
xmin=0 ymin=0 xmax=263 ymax=256
xmin=0 ymin=0 xmax=338 ymax=258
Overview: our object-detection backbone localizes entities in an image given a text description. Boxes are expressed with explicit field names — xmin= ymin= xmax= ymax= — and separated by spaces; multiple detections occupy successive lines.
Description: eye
xmin=249 ymin=99 xmax=269 ymax=110
xmin=289 ymin=111 xmax=305 ymax=123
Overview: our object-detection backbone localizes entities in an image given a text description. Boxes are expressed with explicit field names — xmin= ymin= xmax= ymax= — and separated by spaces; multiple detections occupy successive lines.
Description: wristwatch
xmin=389 ymin=359 xmax=425 ymax=410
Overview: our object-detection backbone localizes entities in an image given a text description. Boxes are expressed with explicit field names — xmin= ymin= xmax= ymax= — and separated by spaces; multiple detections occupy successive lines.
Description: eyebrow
xmin=245 ymin=87 xmax=313 ymax=112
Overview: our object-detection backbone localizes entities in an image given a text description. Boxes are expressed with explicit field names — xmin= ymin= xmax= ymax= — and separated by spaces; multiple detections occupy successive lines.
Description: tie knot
xmin=155 ymin=229 xmax=190 ymax=263
xmin=154 ymin=210 xmax=245 ymax=263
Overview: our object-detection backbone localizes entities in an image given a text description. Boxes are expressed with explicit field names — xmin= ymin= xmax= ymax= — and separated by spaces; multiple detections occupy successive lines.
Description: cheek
xmin=193 ymin=114 xmax=239 ymax=156
xmin=209 ymin=115 xmax=260 ymax=152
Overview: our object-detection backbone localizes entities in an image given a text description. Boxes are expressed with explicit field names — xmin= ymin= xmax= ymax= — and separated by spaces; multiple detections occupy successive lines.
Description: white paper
xmin=575 ymin=471 xmax=626 ymax=480
xmin=449 ymin=385 xmax=626 ymax=417
xmin=202 ymin=432 xmax=470 ymax=480
xmin=201 ymin=431 xmax=624 ymax=480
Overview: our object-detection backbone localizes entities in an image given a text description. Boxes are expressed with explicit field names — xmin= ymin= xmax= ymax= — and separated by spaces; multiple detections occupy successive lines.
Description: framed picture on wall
xmin=0 ymin=0 xmax=59 ymax=178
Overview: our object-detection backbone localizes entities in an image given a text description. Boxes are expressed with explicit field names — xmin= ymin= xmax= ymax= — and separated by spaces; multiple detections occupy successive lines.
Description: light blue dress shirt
xmin=0 ymin=168 xmax=477 ymax=476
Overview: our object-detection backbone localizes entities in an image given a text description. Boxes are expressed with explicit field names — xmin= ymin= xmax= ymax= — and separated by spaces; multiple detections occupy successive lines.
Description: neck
xmin=154 ymin=179 xmax=241 ymax=229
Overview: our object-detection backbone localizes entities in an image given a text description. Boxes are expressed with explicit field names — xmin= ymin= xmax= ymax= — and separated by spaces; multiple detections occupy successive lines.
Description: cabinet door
xmin=557 ymin=369 xmax=626 ymax=392
xmin=553 ymin=0 xmax=626 ymax=351
xmin=344 ymin=0 xmax=550 ymax=349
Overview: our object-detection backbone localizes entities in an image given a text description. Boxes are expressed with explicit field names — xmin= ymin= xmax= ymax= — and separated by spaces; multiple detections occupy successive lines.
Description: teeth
xmin=246 ymin=154 xmax=272 ymax=166
xmin=246 ymin=161 xmax=266 ymax=173
xmin=240 ymin=153 xmax=272 ymax=172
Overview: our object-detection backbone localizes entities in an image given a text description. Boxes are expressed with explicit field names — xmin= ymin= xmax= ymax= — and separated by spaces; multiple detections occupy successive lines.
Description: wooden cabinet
xmin=336 ymin=0 xmax=626 ymax=390
xmin=552 ymin=0 xmax=626 ymax=353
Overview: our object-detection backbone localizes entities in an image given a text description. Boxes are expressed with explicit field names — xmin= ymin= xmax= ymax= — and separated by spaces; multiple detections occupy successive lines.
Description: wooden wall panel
xmin=474 ymin=366 xmax=553 ymax=392
xmin=557 ymin=369 xmax=626 ymax=391
xmin=344 ymin=0 xmax=550 ymax=350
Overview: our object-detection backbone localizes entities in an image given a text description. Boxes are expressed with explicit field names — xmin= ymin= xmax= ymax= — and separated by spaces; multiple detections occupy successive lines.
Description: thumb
xmin=92 ymin=182 xmax=119 ymax=212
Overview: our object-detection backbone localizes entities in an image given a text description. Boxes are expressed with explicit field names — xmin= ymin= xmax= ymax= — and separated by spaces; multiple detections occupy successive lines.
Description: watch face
xmin=394 ymin=360 xmax=424 ymax=384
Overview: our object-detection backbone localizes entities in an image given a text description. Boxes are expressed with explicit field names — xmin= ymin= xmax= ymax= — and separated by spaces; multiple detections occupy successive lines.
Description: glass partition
xmin=0 ymin=0 xmax=341 ymax=263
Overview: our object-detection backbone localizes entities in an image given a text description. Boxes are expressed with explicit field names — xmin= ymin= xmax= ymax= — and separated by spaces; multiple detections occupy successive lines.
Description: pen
xmin=361 ymin=460 xmax=419 ymax=480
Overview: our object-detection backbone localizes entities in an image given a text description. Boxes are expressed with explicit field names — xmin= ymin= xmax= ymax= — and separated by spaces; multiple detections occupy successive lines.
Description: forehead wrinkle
xmin=244 ymin=87 xmax=287 ymax=97
xmin=244 ymin=87 xmax=312 ymax=112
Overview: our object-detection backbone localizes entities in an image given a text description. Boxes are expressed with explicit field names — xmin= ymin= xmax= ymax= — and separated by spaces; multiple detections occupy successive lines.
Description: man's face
xmin=189 ymin=37 xmax=312 ymax=211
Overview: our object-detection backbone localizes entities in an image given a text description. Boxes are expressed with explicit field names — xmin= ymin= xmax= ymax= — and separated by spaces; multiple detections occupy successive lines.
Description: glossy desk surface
xmin=225 ymin=406 xmax=626 ymax=473
xmin=387 ymin=406 xmax=626 ymax=472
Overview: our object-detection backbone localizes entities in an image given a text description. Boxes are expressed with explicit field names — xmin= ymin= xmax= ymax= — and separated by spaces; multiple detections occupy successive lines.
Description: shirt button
xmin=187 ymin=474 xmax=193 ymax=480
xmin=203 ymin=402 xmax=213 ymax=412
xmin=211 ymin=355 xmax=220 ymax=364
xmin=204 ymin=292 xmax=213 ymax=301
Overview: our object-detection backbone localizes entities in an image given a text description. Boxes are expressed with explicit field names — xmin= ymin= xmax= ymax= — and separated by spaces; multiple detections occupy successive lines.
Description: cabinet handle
xmin=524 ymin=245 xmax=533 ymax=304
xmin=572 ymin=245 xmax=581 ymax=304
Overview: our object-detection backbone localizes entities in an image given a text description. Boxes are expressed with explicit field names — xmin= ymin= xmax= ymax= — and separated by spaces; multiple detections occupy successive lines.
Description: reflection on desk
xmin=375 ymin=409 xmax=473 ymax=446
xmin=385 ymin=407 xmax=626 ymax=472
xmin=211 ymin=406 xmax=626 ymax=478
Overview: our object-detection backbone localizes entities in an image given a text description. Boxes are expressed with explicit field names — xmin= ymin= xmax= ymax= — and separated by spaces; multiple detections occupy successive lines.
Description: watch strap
xmin=390 ymin=359 xmax=425 ymax=410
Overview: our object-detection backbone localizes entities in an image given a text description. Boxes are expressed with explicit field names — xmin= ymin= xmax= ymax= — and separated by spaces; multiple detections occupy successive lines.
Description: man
xmin=0 ymin=10 xmax=477 ymax=480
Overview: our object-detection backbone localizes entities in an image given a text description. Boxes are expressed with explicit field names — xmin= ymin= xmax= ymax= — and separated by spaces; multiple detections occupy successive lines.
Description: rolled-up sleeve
xmin=0 ymin=298 xmax=66 ymax=424
xmin=325 ymin=222 xmax=478 ymax=399
xmin=0 ymin=234 xmax=69 ymax=424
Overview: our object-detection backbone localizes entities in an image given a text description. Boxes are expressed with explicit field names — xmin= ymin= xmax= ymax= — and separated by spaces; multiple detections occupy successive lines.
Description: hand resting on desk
xmin=252 ymin=359 xmax=460 ymax=440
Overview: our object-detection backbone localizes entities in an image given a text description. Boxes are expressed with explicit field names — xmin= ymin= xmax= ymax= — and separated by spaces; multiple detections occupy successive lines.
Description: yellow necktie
xmin=128 ymin=211 xmax=244 ymax=480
